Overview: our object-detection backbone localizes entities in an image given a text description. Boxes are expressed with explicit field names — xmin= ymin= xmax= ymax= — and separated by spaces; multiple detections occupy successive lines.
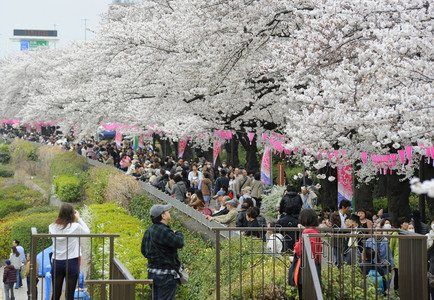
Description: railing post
xmin=215 ymin=229 xmax=221 ymax=300
xmin=30 ymin=228 xmax=38 ymax=300
xmin=109 ymin=236 xmax=115 ymax=300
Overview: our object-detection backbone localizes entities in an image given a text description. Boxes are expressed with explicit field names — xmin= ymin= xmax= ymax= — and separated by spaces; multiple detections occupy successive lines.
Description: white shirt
xmin=339 ymin=210 xmax=347 ymax=229
xmin=16 ymin=245 xmax=25 ymax=263
xmin=9 ymin=253 xmax=23 ymax=269
xmin=49 ymin=218 xmax=90 ymax=260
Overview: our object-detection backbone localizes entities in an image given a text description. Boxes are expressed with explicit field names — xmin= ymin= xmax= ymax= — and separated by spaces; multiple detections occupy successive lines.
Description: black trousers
xmin=51 ymin=258 xmax=79 ymax=300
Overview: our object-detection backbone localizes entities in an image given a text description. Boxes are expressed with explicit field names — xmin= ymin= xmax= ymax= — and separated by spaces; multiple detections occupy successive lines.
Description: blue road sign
xmin=20 ymin=40 xmax=30 ymax=51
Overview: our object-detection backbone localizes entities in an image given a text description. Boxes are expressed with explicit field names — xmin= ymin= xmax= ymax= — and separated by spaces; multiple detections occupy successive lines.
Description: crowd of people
xmin=2 ymin=128 xmax=434 ymax=299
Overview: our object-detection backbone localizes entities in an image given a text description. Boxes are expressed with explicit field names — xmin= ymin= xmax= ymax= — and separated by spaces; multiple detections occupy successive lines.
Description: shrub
xmin=0 ymin=184 xmax=46 ymax=205
xmin=85 ymin=167 xmax=113 ymax=204
xmin=104 ymin=172 xmax=142 ymax=207
xmin=373 ymin=197 xmax=388 ymax=214
xmin=261 ymin=185 xmax=285 ymax=219
xmin=87 ymin=203 xmax=148 ymax=280
xmin=0 ymin=209 xmax=57 ymax=258
xmin=0 ymin=164 xmax=13 ymax=177
xmin=10 ymin=211 xmax=58 ymax=255
xmin=10 ymin=139 xmax=38 ymax=162
xmin=0 ymin=144 xmax=11 ymax=164
xmin=54 ymin=175 xmax=83 ymax=202
xmin=0 ymin=200 xmax=31 ymax=219
xmin=51 ymin=151 xmax=87 ymax=178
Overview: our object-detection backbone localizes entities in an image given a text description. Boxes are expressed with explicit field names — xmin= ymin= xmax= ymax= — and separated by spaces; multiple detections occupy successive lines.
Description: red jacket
xmin=3 ymin=265 xmax=17 ymax=284
xmin=294 ymin=228 xmax=322 ymax=263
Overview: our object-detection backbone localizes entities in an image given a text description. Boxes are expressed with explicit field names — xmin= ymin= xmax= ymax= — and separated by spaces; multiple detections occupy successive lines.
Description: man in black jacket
xmin=277 ymin=205 xmax=300 ymax=252
xmin=279 ymin=185 xmax=303 ymax=216
xmin=141 ymin=204 xmax=184 ymax=300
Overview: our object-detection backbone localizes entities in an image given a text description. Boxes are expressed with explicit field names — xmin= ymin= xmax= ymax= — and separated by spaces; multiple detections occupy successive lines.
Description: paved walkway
xmin=0 ymin=266 xmax=29 ymax=300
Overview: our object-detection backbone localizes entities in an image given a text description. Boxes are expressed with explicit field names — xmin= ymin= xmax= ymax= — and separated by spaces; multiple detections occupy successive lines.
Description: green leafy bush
xmin=85 ymin=167 xmax=113 ymax=204
xmin=261 ymin=185 xmax=285 ymax=219
xmin=373 ymin=197 xmax=388 ymax=214
xmin=10 ymin=211 xmax=57 ymax=255
xmin=10 ymin=139 xmax=38 ymax=162
xmin=0 ymin=144 xmax=11 ymax=164
xmin=0 ymin=200 xmax=31 ymax=219
xmin=0 ymin=184 xmax=46 ymax=205
xmin=54 ymin=175 xmax=83 ymax=202
xmin=0 ymin=164 xmax=13 ymax=177
xmin=51 ymin=151 xmax=87 ymax=178
xmin=0 ymin=210 xmax=57 ymax=258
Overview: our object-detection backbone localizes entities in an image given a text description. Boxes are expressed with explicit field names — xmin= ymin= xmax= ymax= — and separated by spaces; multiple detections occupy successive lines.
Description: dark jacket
xmin=141 ymin=223 xmax=184 ymax=270
xmin=236 ymin=210 xmax=248 ymax=227
xmin=172 ymin=181 xmax=187 ymax=202
xmin=215 ymin=176 xmax=229 ymax=193
xmin=277 ymin=213 xmax=299 ymax=252
xmin=3 ymin=265 xmax=17 ymax=284
xmin=279 ymin=192 xmax=302 ymax=215
xmin=212 ymin=207 xmax=228 ymax=217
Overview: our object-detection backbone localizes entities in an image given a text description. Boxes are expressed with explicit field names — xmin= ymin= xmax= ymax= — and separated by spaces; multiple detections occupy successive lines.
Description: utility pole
xmin=82 ymin=18 xmax=89 ymax=41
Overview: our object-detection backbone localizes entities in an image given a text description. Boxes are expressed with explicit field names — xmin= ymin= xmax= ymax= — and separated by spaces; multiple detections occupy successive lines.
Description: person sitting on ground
xmin=236 ymin=198 xmax=254 ymax=228
xmin=266 ymin=222 xmax=284 ymax=254
xmin=171 ymin=174 xmax=188 ymax=202
xmin=238 ymin=186 xmax=255 ymax=209
xmin=188 ymin=190 xmax=206 ymax=211
xmin=279 ymin=185 xmax=303 ymax=216
xmin=206 ymin=199 xmax=238 ymax=226
xmin=244 ymin=207 xmax=265 ymax=239
xmin=212 ymin=196 xmax=230 ymax=217
xmin=165 ymin=173 xmax=176 ymax=195
xmin=3 ymin=259 xmax=17 ymax=300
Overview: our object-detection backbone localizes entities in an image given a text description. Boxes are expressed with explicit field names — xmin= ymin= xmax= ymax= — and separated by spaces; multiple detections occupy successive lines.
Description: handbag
xmin=178 ymin=266 xmax=189 ymax=284
xmin=288 ymin=255 xmax=301 ymax=286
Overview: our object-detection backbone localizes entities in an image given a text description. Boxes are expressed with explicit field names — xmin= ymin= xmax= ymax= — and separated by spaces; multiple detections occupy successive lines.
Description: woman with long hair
xmin=49 ymin=203 xmax=90 ymax=300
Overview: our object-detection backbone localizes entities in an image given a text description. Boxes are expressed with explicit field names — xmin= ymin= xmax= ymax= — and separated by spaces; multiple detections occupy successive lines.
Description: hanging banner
xmin=213 ymin=139 xmax=223 ymax=166
xmin=260 ymin=146 xmax=272 ymax=186
xmin=337 ymin=165 xmax=353 ymax=206
xmin=178 ymin=139 xmax=188 ymax=159
xmin=133 ymin=135 xmax=139 ymax=151
xmin=247 ymin=132 xmax=255 ymax=145
xmin=115 ymin=131 xmax=122 ymax=148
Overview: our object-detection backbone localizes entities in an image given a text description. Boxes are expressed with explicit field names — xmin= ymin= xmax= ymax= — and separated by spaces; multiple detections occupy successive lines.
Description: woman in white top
xmin=49 ymin=203 xmax=90 ymax=300
xmin=9 ymin=246 xmax=24 ymax=287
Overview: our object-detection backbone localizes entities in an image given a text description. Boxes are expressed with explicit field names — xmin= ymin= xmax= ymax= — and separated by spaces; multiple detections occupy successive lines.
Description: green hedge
xmin=54 ymin=175 xmax=83 ymax=202
xmin=51 ymin=151 xmax=87 ymax=178
xmin=0 ymin=200 xmax=31 ymax=219
xmin=10 ymin=139 xmax=38 ymax=162
xmin=0 ymin=144 xmax=11 ymax=164
xmin=85 ymin=167 xmax=113 ymax=204
xmin=0 ymin=209 xmax=57 ymax=258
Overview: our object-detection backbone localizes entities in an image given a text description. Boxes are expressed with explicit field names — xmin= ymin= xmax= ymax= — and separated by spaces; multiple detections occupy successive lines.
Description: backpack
xmin=367 ymin=270 xmax=385 ymax=293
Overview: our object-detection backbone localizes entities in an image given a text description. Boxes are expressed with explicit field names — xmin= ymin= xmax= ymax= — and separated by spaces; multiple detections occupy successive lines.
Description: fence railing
xmin=30 ymin=228 xmax=152 ymax=300
xmin=212 ymin=227 xmax=428 ymax=300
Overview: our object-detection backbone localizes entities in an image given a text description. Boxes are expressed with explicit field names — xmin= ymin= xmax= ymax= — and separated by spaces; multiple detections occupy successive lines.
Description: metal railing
xmin=30 ymin=228 xmax=152 ymax=300
xmin=212 ymin=227 xmax=428 ymax=300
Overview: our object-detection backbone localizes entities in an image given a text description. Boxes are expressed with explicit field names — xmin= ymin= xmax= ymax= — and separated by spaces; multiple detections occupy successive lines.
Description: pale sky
xmin=0 ymin=0 xmax=113 ymax=57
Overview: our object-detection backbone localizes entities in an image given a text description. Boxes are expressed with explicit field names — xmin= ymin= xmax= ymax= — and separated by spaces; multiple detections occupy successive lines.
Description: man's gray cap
xmin=150 ymin=204 xmax=172 ymax=218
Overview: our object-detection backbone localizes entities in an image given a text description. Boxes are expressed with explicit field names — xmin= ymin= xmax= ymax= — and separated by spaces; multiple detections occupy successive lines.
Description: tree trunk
xmin=237 ymin=132 xmax=259 ymax=174
xmin=353 ymin=163 xmax=374 ymax=212
xmin=420 ymin=159 xmax=434 ymax=220
xmin=353 ymin=180 xmax=374 ymax=212
xmin=318 ymin=165 xmax=338 ymax=211
xmin=386 ymin=173 xmax=411 ymax=225
xmin=224 ymin=137 xmax=239 ymax=167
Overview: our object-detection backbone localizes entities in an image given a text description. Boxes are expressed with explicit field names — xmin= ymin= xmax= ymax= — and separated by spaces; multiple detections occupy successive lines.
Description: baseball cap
xmin=150 ymin=204 xmax=172 ymax=218
xmin=213 ymin=189 xmax=226 ymax=199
